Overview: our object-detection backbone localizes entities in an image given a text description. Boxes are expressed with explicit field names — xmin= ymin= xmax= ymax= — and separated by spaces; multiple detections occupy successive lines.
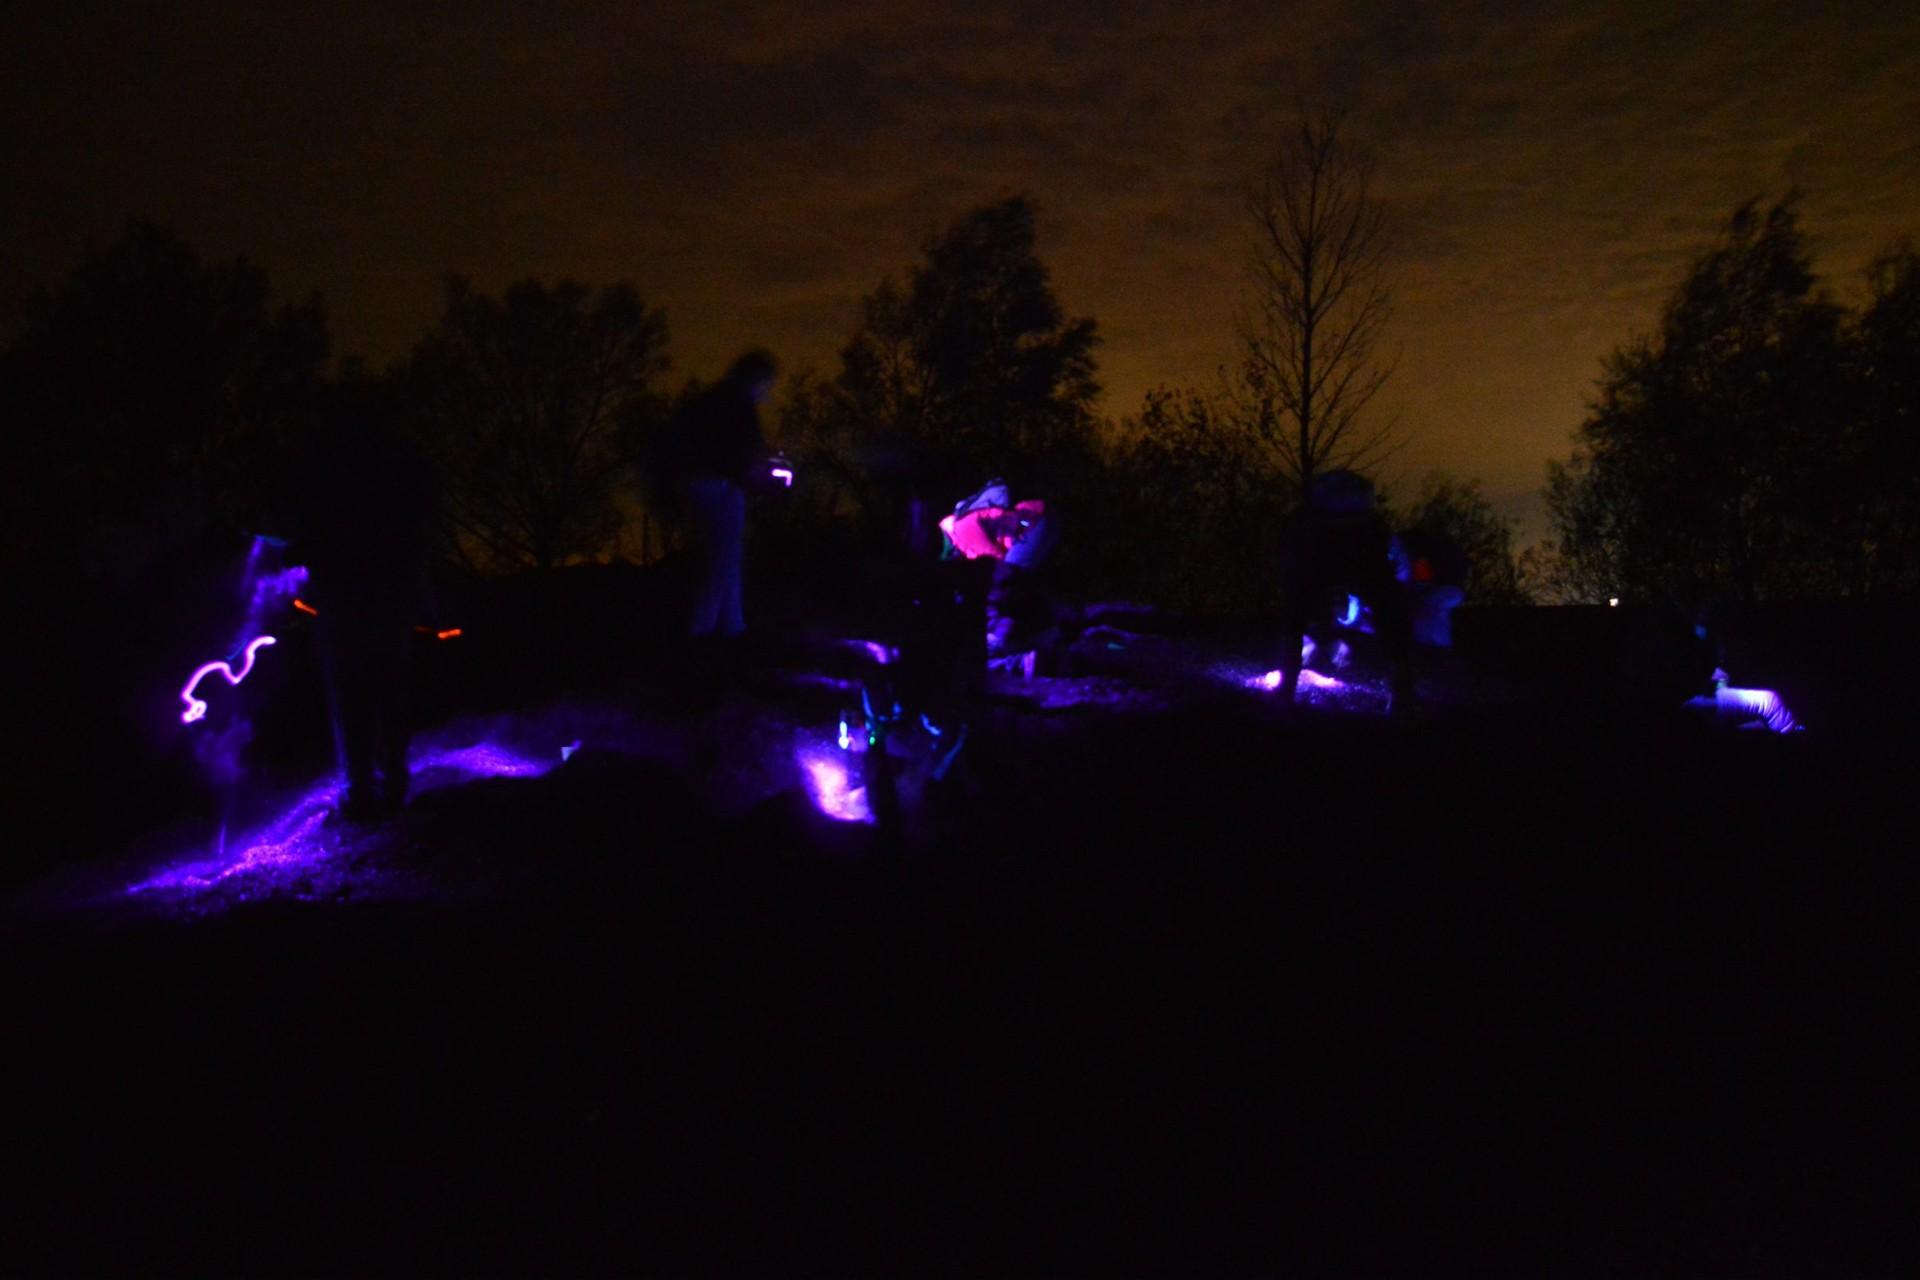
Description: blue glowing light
xmin=929 ymin=722 xmax=968 ymax=781
xmin=1688 ymin=685 xmax=1801 ymax=733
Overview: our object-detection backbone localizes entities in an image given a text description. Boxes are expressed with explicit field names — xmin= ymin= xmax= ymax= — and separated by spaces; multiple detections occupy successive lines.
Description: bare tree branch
xmin=1234 ymin=106 xmax=1398 ymax=500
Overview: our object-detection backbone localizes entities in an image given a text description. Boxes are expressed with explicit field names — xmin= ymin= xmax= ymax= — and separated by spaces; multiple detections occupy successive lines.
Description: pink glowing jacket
xmin=940 ymin=499 xmax=1047 ymax=560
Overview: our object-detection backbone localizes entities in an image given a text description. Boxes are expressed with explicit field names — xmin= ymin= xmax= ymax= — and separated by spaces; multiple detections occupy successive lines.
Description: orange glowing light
xmin=436 ymin=628 xmax=463 ymax=641
xmin=293 ymin=598 xmax=319 ymax=616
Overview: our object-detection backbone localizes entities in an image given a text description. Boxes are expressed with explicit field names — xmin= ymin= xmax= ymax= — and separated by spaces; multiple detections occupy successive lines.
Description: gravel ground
xmin=3 ymin=608 xmax=1910 ymax=1276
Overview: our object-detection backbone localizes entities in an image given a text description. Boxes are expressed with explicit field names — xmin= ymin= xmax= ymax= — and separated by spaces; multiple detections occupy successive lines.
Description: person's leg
xmin=323 ymin=621 xmax=380 ymax=815
xmin=1276 ymin=570 xmax=1317 ymax=701
xmin=686 ymin=477 xmax=725 ymax=638
xmin=1410 ymin=585 xmax=1465 ymax=648
xmin=1362 ymin=574 xmax=1416 ymax=712
xmin=717 ymin=481 xmax=746 ymax=638
xmin=375 ymin=627 xmax=413 ymax=811
xmin=985 ymin=561 xmax=1019 ymax=661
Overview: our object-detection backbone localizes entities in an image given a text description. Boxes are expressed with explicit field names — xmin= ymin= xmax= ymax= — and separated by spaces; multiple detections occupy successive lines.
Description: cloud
xmin=3 ymin=0 xmax=1916 ymax=509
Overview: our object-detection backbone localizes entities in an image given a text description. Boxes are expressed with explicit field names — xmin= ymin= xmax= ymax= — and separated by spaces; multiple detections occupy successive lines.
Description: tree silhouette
xmin=404 ymin=276 xmax=669 ymax=574
xmin=1098 ymin=386 xmax=1289 ymax=613
xmin=0 ymin=222 xmax=329 ymax=814
xmin=815 ymin=195 xmax=1101 ymax=497
xmin=1232 ymin=107 xmax=1397 ymax=503
xmin=1388 ymin=475 xmax=1529 ymax=605
xmin=0 ymin=221 xmax=327 ymax=588
xmin=1851 ymin=242 xmax=1920 ymax=595
xmin=1542 ymin=198 xmax=1850 ymax=603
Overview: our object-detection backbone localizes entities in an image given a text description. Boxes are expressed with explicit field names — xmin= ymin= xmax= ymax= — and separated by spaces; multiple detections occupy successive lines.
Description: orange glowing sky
xmin=6 ymin=1 xmax=1918 ymax=542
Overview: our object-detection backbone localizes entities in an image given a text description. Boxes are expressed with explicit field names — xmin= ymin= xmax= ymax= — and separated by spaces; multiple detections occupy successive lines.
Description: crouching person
xmin=1276 ymin=469 xmax=1414 ymax=711
xmin=940 ymin=479 xmax=1072 ymax=678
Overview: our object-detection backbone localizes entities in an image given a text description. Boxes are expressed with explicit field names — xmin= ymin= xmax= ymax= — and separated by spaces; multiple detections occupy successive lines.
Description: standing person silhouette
xmin=295 ymin=416 xmax=436 ymax=821
xmin=673 ymin=349 xmax=777 ymax=643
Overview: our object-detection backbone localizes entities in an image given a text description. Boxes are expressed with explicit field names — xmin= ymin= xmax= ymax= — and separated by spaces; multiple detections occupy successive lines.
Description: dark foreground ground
xmin=2 ymin=574 xmax=1914 ymax=1276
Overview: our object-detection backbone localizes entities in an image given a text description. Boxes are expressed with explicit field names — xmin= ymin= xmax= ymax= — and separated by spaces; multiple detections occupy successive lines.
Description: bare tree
xmin=1235 ymin=107 xmax=1397 ymax=501
xmin=405 ymin=276 xmax=669 ymax=574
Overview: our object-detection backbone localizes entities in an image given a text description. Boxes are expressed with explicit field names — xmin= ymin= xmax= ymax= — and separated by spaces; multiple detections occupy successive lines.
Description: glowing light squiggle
xmin=179 ymin=635 xmax=277 ymax=724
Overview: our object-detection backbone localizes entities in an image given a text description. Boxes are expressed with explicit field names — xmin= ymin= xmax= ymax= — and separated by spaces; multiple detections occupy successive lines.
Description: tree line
xmin=1529 ymin=196 xmax=1920 ymax=604
xmin=9 ymin=121 xmax=1907 ymax=668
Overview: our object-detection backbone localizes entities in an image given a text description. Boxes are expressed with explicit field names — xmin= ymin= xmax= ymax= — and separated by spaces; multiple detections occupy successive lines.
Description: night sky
xmin=7 ymin=0 xmax=1918 ymax=539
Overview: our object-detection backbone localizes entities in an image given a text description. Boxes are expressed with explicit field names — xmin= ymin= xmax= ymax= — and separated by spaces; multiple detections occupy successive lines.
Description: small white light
xmin=1608 ymin=597 xmax=1620 ymax=607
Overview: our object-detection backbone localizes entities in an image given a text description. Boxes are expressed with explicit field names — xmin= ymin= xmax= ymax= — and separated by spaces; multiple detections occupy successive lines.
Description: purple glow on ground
xmin=1689 ymin=686 xmax=1800 ymax=733
xmin=128 ymin=735 xmax=563 ymax=899
xmin=180 ymin=635 xmax=277 ymax=724
xmin=1254 ymin=668 xmax=1343 ymax=693
xmin=129 ymin=777 xmax=341 ymax=894
xmin=800 ymin=751 xmax=873 ymax=823
xmin=414 ymin=742 xmax=555 ymax=779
